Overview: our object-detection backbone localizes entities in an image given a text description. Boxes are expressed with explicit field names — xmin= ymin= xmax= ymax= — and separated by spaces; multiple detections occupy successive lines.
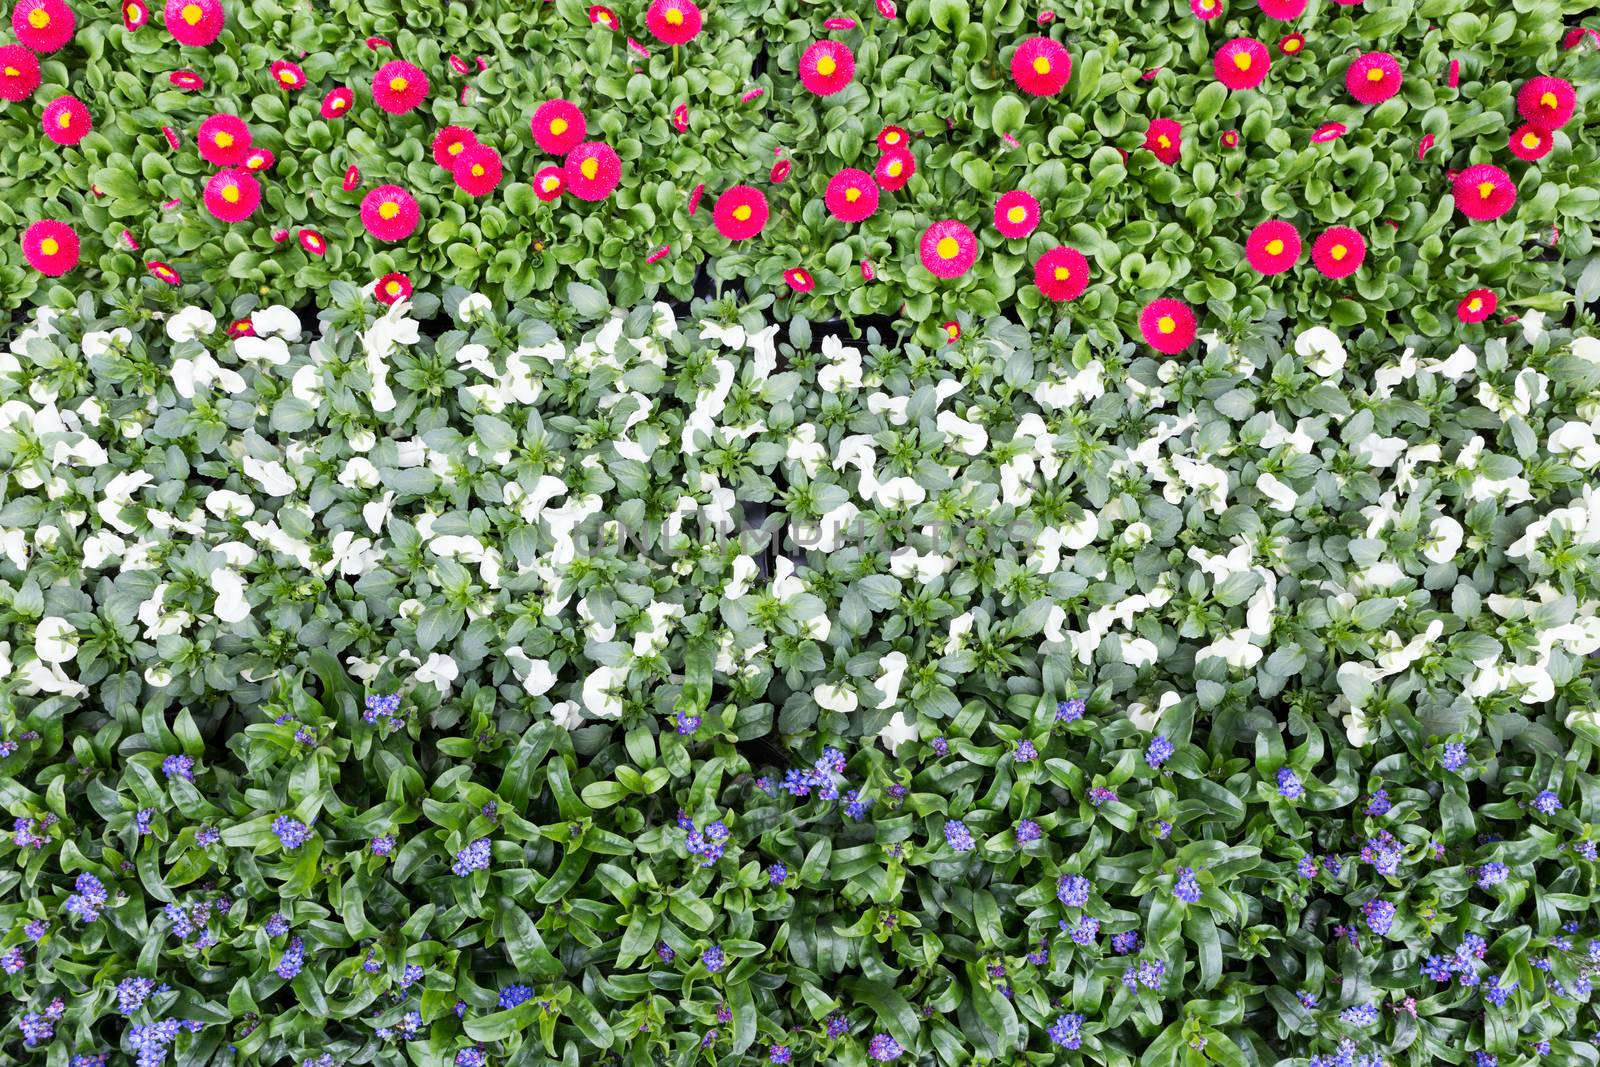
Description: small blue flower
xmin=1014 ymin=740 xmax=1037 ymax=763
xmin=769 ymin=1046 xmax=792 ymax=1064
xmin=1297 ymin=855 xmax=1320 ymax=879
xmin=767 ymin=863 xmax=788 ymax=886
xmin=1532 ymin=790 xmax=1562 ymax=815
xmin=1015 ymin=819 xmax=1041 ymax=845
xmin=1047 ymin=1013 xmax=1084 ymax=1049
xmin=1111 ymin=930 xmax=1140 ymax=955
xmin=943 ymin=819 xmax=975 ymax=853
xmin=272 ymin=817 xmax=311 ymax=850
xmin=702 ymin=944 xmax=725 ymax=974
xmin=1055 ymin=698 xmax=1085 ymax=722
xmin=1477 ymin=862 xmax=1509 ymax=888
xmin=1145 ymin=735 xmax=1174 ymax=769
xmin=452 ymin=839 xmax=491 ymax=877
xmin=162 ymin=755 xmax=195 ymax=782
xmin=371 ymin=834 xmax=395 ymax=857
xmin=498 ymin=984 xmax=535 ymax=1010
xmin=275 ymin=936 xmax=305 ymax=980
xmin=1056 ymin=874 xmax=1091 ymax=908
xmin=1173 ymin=867 xmax=1201 ymax=903
xmin=1276 ymin=767 xmax=1303 ymax=799
xmin=1364 ymin=790 xmax=1391 ymax=817
xmin=1440 ymin=741 xmax=1468 ymax=772
xmin=1339 ymin=1002 xmax=1377 ymax=1026
xmin=867 ymin=1033 xmax=902 ymax=1062
xmin=265 ymin=913 xmax=289 ymax=937
xmin=1362 ymin=899 xmax=1396 ymax=935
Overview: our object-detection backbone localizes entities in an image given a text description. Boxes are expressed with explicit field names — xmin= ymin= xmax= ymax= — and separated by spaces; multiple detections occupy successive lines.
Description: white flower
xmin=724 ymin=554 xmax=759 ymax=599
xmin=251 ymin=305 xmax=303 ymax=340
xmin=33 ymin=617 xmax=78 ymax=664
xmin=1422 ymin=516 xmax=1464 ymax=564
xmin=1549 ymin=422 xmax=1600 ymax=470
xmin=878 ymin=711 xmax=918 ymax=755
xmin=582 ymin=665 xmax=625 ymax=719
xmin=815 ymin=683 xmax=858 ymax=713
xmin=165 ymin=306 xmax=216 ymax=342
xmin=457 ymin=292 xmax=492 ymax=323
xmin=1420 ymin=345 xmax=1477 ymax=381
xmin=243 ymin=455 xmax=297 ymax=496
xmin=549 ymin=700 xmax=584 ymax=730
xmin=415 ymin=653 xmax=460 ymax=694
xmin=1294 ymin=327 xmax=1347 ymax=378
xmin=1521 ymin=309 xmax=1547 ymax=344
xmin=81 ymin=328 xmax=132 ymax=359
xmin=936 ymin=410 xmax=987 ymax=455
xmin=1354 ymin=434 xmax=1407 ymax=468
xmin=210 ymin=569 xmax=251 ymax=623
xmin=1254 ymin=472 xmax=1297 ymax=512
xmin=234 ymin=335 xmax=292 ymax=365
xmin=506 ymin=647 xmax=558 ymax=696
xmin=818 ymin=336 xmax=863 ymax=393
xmin=888 ymin=548 xmax=949 ymax=582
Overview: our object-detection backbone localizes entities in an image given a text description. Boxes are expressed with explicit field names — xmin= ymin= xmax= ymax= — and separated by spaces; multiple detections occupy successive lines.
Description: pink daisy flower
xmin=1310 ymin=226 xmax=1364 ymax=278
xmin=799 ymin=40 xmax=854 ymax=96
xmin=197 ymin=114 xmax=250 ymax=166
xmin=824 ymin=17 xmax=857 ymax=28
xmin=687 ymin=182 xmax=706 ymax=215
xmin=361 ymin=185 xmax=420 ymax=242
xmin=533 ymin=166 xmax=565 ymax=201
xmin=714 ymin=184 xmax=769 ymax=240
xmin=588 ymin=5 xmax=620 ymax=29
xmin=993 ymin=190 xmax=1040 ymax=239
xmin=321 ymin=87 xmax=353 ymax=118
xmin=0 ymin=44 xmax=41 ymax=101
xmin=1191 ymin=0 xmax=1223 ymax=19
xmin=342 ymin=164 xmax=361 ymax=190
xmin=1417 ymin=133 xmax=1435 ymax=159
xmin=41 ymin=95 xmax=90 ymax=146
xmin=770 ymin=158 xmax=791 ymax=183
xmin=671 ymin=103 xmax=689 ymax=132
xmin=876 ymin=0 xmax=896 ymax=17
xmin=454 ymin=143 xmax=502 ymax=197
xmin=1453 ymin=164 xmax=1516 ymax=221
xmin=121 ymin=0 xmax=148 ymax=31
xmin=531 ymin=99 xmax=586 ymax=155
xmin=1257 ymin=0 xmax=1306 ymax=19
xmin=1144 ymin=118 xmax=1182 ymax=164
xmin=203 ymin=169 xmax=261 ymax=223
xmin=375 ymin=272 xmax=412 ymax=305
xmin=1509 ymin=124 xmax=1553 ymax=161
xmin=875 ymin=149 xmax=915 ymax=191
xmin=14 ymin=0 xmax=74 ymax=52
xmin=941 ymin=321 xmax=961 ymax=343
xmin=860 ymin=259 xmax=875 ymax=281
xmin=1011 ymin=36 xmax=1071 ymax=96
xmin=1215 ymin=38 xmax=1270 ymax=91
xmin=1244 ymin=219 xmax=1301 ymax=275
xmin=1139 ymin=298 xmax=1196 ymax=354
xmin=147 ymin=260 xmax=181 ymax=284
xmin=645 ymin=245 xmax=670 ymax=264
xmin=168 ymin=70 xmax=204 ymax=90
xmin=164 ymin=0 xmax=223 ymax=46
xmin=824 ymin=168 xmax=879 ymax=222
xmin=877 ymin=125 xmax=910 ymax=151
xmin=1457 ymin=289 xmax=1496 ymax=324
xmin=1278 ymin=32 xmax=1305 ymax=55
xmin=298 ymin=229 xmax=328 ymax=256
xmin=432 ymin=125 xmax=476 ymax=168
xmin=20 ymin=219 xmax=78 ymax=275
xmin=373 ymin=60 xmax=428 ymax=114
xmin=564 ymin=141 xmax=622 ymax=201
xmin=646 ymin=0 xmax=701 ymax=44
xmin=271 ymin=60 xmax=306 ymax=90
xmin=1220 ymin=129 xmax=1240 ymax=148
xmin=1310 ymin=121 xmax=1346 ymax=143
xmin=1517 ymin=76 xmax=1575 ymax=130
xmin=1034 ymin=246 xmax=1089 ymax=302
xmin=1346 ymin=52 xmax=1402 ymax=104
xmin=242 ymin=148 xmax=274 ymax=172
xmin=919 ymin=219 xmax=977 ymax=279
xmin=784 ymin=267 xmax=815 ymax=293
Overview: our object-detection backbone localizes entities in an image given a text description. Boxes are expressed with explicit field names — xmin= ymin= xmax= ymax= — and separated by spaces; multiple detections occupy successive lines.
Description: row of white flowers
xmin=1 ymin=287 xmax=1596 ymax=757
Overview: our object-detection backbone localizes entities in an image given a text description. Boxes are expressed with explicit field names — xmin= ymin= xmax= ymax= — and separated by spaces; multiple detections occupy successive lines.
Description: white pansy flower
xmin=165 ymin=307 xmax=216 ymax=342
xmin=506 ymin=647 xmax=558 ymax=696
xmin=878 ymin=711 xmax=917 ymax=755
xmin=1421 ymin=516 xmax=1464 ymax=564
xmin=34 ymin=617 xmax=78 ymax=664
xmin=815 ymin=683 xmax=858 ymax=713
xmin=1254 ymin=472 xmax=1297 ymax=512
xmin=415 ymin=653 xmax=460 ymax=694
xmin=1294 ymin=327 xmax=1347 ymax=378
xmin=582 ymin=665 xmax=625 ymax=719
xmin=251 ymin=305 xmax=303 ymax=340
xmin=210 ymin=569 xmax=251 ymax=623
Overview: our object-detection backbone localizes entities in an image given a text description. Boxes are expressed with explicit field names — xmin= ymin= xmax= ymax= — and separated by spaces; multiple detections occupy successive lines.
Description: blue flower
xmin=1136 ymin=958 xmax=1166 ymax=990
xmin=824 ymin=1014 xmax=849 ymax=1039
xmin=1440 ymin=741 xmax=1468 ymax=771
xmin=1173 ymin=867 xmax=1201 ymax=903
xmin=400 ymin=964 xmax=425 ymax=988
xmin=1532 ymin=790 xmax=1562 ymax=815
xmin=275 ymin=937 xmax=305 ymax=980
xmin=1014 ymin=740 xmax=1037 ymax=763
xmin=1297 ymin=855 xmax=1320 ymax=879
xmin=1477 ymin=862 xmax=1508 ymax=888
xmin=1339 ymin=1003 xmax=1377 ymax=1026
xmin=1111 ymin=931 xmax=1140 ymax=955
xmin=1070 ymin=915 xmax=1099 ymax=945
xmin=265 ymin=913 xmax=289 ymax=937
xmin=1483 ymin=977 xmax=1515 ymax=1007
xmin=675 ymin=711 xmax=700 ymax=735
xmin=1055 ymin=698 xmax=1085 ymax=722
xmin=656 ymin=941 xmax=675 ymax=963
xmin=1015 ymin=819 xmax=1041 ymax=845
xmin=844 ymin=790 xmax=872 ymax=821
xmin=930 ymin=737 xmax=949 ymax=757
xmin=769 ymin=1046 xmax=792 ymax=1064
xmin=1145 ymin=735 xmax=1174 ymax=768
xmin=1276 ymin=767 xmax=1303 ymax=799
xmin=454 ymin=1048 xmax=487 ymax=1067
xmin=65 ymin=872 xmax=108 ymax=922
xmin=161 ymin=755 xmax=194 ymax=782
xmin=1 ymin=946 xmax=25 ymax=974
xmin=1056 ymin=874 xmax=1091 ymax=908
xmin=1047 ymin=1013 xmax=1084 ymax=1049
xmin=271 ymin=817 xmax=311 ymax=850
xmin=867 ymin=1033 xmax=903 ymax=1061
xmin=767 ymin=863 xmax=788 ymax=885
xmin=702 ymin=944 xmax=725 ymax=973
xmin=498 ymin=984 xmax=535 ymax=1010
xmin=371 ymin=834 xmax=395 ymax=857
xmin=452 ymin=839 xmax=491 ymax=876
xmin=943 ymin=819 xmax=975 ymax=852
xmin=1364 ymin=790 xmax=1391 ymax=817
xmin=134 ymin=809 xmax=156 ymax=835
xmin=1361 ymin=899 xmax=1395 ymax=935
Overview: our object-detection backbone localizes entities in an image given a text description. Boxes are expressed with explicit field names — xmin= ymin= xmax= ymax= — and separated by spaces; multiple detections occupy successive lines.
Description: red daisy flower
xmin=531 ymin=99 xmax=586 ymax=155
xmin=770 ymin=158 xmax=791 ymax=183
xmin=448 ymin=54 xmax=470 ymax=75
xmin=343 ymin=165 xmax=361 ymax=190
xmin=1215 ymin=38 xmax=1270 ymax=91
xmin=453 ymin=143 xmax=502 ymax=197
xmin=588 ymin=5 xmax=619 ymax=29
xmin=646 ymin=0 xmax=701 ymax=44
xmin=1034 ymin=246 xmax=1089 ymax=302
xmin=375 ymin=272 xmax=412 ymax=305
xmin=197 ymin=114 xmax=250 ymax=166
xmin=227 ymin=317 xmax=254 ymax=337
xmin=564 ymin=141 xmax=621 ymax=201
xmin=298 ymin=228 xmax=327 ymax=256
xmin=626 ymin=36 xmax=650 ymax=57
xmin=799 ymin=40 xmax=854 ymax=96
xmin=671 ymin=103 xmax=689 ymax=132
xmin=41 ymin=95 xmax=90 ymax=146
xmin=1563 ymin=27 xmax=1600 ymax=50
xmin=147 ymin=260 xmax=181 ymax=284
xmin=875 ymin=149 xmax=915 ymax=191
xmin=645 ymin=245 xmax=671 ymax=264
xmin=688 ymin=182 xmax=705 ymax=215
xmin=824 ymin=168 xmax=878 ymax=223
xmin=860 ymin=259 xmax=875 ymax=281
xmin=160 ymin=125 xmax=180 ymax=149
xmin=1457 ymin=288 xmax=1496 ymax=324
xmin=533 ymin=165 xmax=565 ymax=202
xmin=432 ymin=125 xmax=476 ymax=168
xmin=0 ymin=45 xmax=40 ymax=101
xmin=1257 ymin=0 xmax=1305 ymax=19
xmin=122 ymin=0 xmax=147 ymax=30
xmin=1346 ymin=51 xmax=1402 ymax=104
xmin=1244 ymin=219 xmax=1301 ymax=275
xmin=271 ymin=60 xmax=306 ymax=90
xmin=1310 ymin=121 xmax=1346 ymax=144
xmin=1447 ymin=59 xmax=1459 ymax=87
xmin=361 ymin=185 xmax=420 ymax=242
xmin=1278 ymin=33 xmax=1305 ymax=55
xmin=243 ymin=148 xmax=274 ymax=171
xmin=714 ymin=184 xmax=769 ymax=240
xmin=271 ymin=228 xmax=288 ymax=242
xmin=1011 ymin=36 xmax=1071 ymax=96
xmin=941 ymin=321 xmax=961 ymax=343
xmin=168 ymin=70 xmax=204 ymax=90
xmin=993 ymin=190 xmax=1040 ymax=239
xmin=321 ymin=87 xmax=353 ymax=118
xmin=1517 ymin=76 xmax=1575 ymax=130
xmin=1219 ymin=129 xmax=1240 ymax=148
xmin=364 ymin=36 xmax=389 ymax=49
xmin=1310 ymin=226 xmax=1365 ymax=279
xmin=1509 ymin=123 xmax=1553 ymax=161
xmin=164 ymin=0 xmax=222 ymax=46
xmin=14 ymin=0 xmax=74 ymax=52
xmin=20 ymin=219 xmax=78 ymax=275
xmin=876 ymin=0 xmax=896 ymax=17
xmin=1453 ymin=163 xmax=1516 ymax=221
xmin=373 ymin=60 xmax=428 ymax=114
xmin=1418 ymin=133 xmax=1435 ymax=159
xmin=1144 ymin=118 xmax=1182 ymax=164
xmin=1191 ymin=0 xmax=1223 ymax=20
xmin=203 ymin=169 xmax=260 ymax=223
xmin=784 ymin=267 xmax=815 ymax=293
xmin=877 ymin=125 xmax=909 ymax=151
xmin=919 ymin=219 xmax=977 ymax=279
xmin=1139 ymin=298 xmax=1196 ymax=354
xmin=824 ymin=17 xmax=857 ymax=28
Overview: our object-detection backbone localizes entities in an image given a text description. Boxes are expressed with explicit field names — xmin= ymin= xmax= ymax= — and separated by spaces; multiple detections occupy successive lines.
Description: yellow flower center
xmin=448 ymin=141 xmax=463 ymax=155
xmin=389 ymin=76 xmax=408 ymax=92
xmin=844 ymin=187 xmax=860 ymax=202
xmin=1053 ymin=266 xmax=1070 ymax=282
xmin=333 ymin=97 xmax=346 ymax=110
xmin=126 ymin=2 xmax=140 ymax=18
xmin=550 ymin=117 xmax=568 ymax=135
xmin=40 ymin=237 xmax=58 ymax=255
xmin=1366 ymin=67 xmax=1384 ymax=82
xmin=1285 ymin=39 xmax=1300 ymax=52
xmin=936 ymin=236 xmax=960 ymax=259
xmin=944 ymin=325 xmax=958 ymax=337
xmin=3 ymin=66 xmax=16 ymax=76
xmin=1540 ymin=91 xmax=1558 ymax=108
xmin=28 ymin=9 xmax=49 ymax=28
xmin=215 ymin=132 xmax=233 ymax=147
xmin=1331 ymin=244 xmax=1347 ymax=260
xmin=665 ymin=7 xmax=683 ymax=23
xmin=470 ymin=164 xmax=484 ymax=177
xmin=221 ymin=185 xmax=239 ymax=203
xmin=1477 ymin=180 xmax=1495 ymax=199
xmin=378 ymin=201 xmax=400 ymax=220
xmin=1234 ymin=53 xmax=1251 ymax=71
xmin=1523 ymin=133 xmax=1540 ymax=148
xmin=1032 ymin=56 xmax=1050 ymax=75
xmin=542 ymin=177 xmax=559 ymax=191
xmin=57 ymin=111 xmax=72 ymax=128
xmin=278 ymin=69 xmax=296 ymax=84
xmin=1007 ymin=206 xmax=1026 ymax=223
xmin=886 ymin=132 xmax=900 ymax=144
xmin=887 ymin=160 xmax=902 ymax=176
xmin=1157 ymin=316 xmax=1176 ymax=334
xmin=386 ymin=281 xmax=402 ymax=296
xmin=733 ymin=204 xmax=752 ymax=221
xmin=1265 ymin=239 xmax=1284 ymax=256
xmin=817 ymin=55 xmax=837 ymax=77
xmin=181 ymin=3 xmax=202 ymax=24
xmin=1468 ymin=298 xmax=1482 ymax=312
xmin=1157 ymin=135 xmax=1171 ymax=149
xmin=581 ymin=158 xmax=599 ymax=180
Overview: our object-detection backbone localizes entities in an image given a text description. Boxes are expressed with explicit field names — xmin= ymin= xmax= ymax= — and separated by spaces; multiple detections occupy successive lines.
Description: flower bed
xmin=2 ymin=285 xmax=1599 ymax=1063
xmin=1 ymin=0 xmax=1596 ymax=344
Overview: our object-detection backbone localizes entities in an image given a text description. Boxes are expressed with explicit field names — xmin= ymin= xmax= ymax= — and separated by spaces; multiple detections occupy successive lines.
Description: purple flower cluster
xmin=1145 ymin=735 xmax=1174 ymax=768
xmin=1339 ymin=1003 xmax=1378 ymax=1026
xmin=498 ymin=984 xmax=535 ymax=1009
xmin=1122 ymin=958 xmax=1166 ymax=991
xmin=1055 ymin=698 xmax=1086 ymax=722
xmin=1532 ymin=790 xmax=1562 ymax=815
xmin=275 ymin=936 xmax=305 ymax=980
xmin=768 ymin=863 xmax=787 ymax=885
xmin=1014 ymin=739 xmax=1037 ymax=763
xmin=65 ymin=872 xmax=108 ymax=922
xmin=364 ymin=693 xmax=403 ymax=726
xmin=1477 ymin=861 xmax=1509 ymax=888
xmin=161 ymin=755 xmax=195 ymax=782
xmin=680 ymin=815 xmax=731 ymax=867
xmin=1111 ymin=930 xmax=1141 ymax=955
xmin=1015 ymin=818 xmax=1041 ymax=845
xmin=452 ymin=838 xmax=491 ymax=876
xmin=116 ymin=976 xmax=163 ymax=1016
xmin=127 ymin=1018 xmax=203 ymax=1067
xmin=1440 ymin=741 xmax=1468 ymax=771
xmin=944 ymin=819 xmax=975 ymax=853
xmin=1360 ymin=831 xmax=1403 ymax=876
xmin=1057 ymin=873 xmax=1091 ymax=908
xmin=1362 ymin=899 xmax=1396 ymax=936
xmin=1047 ymin=1012 xmax=1084 ymax=1049
xmin=867 ymin=1033 xmax=903 ymax=1061
xmin=1310 ymin=1040 xmax=1383 ymax=1067
xmin=1276 ymin=767 xmax=1303 ymax=799
xmin=1173 ymin=867 xmax=1202 ymax=903
xmin=371 ymin=834 xmax=396 ymax=857
xmin=1364 ymin=789 xmax=1391 ymax=817
xmin=702 ymin=944 xmax=725 ymax=973
xmin=272 ymin=817 xmax=311 ymax=850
